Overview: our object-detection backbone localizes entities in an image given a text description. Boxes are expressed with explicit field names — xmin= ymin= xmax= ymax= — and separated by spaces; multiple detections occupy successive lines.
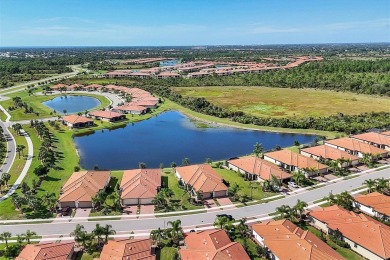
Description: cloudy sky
xmin=0 ymin=0 xmax=389 ymax=46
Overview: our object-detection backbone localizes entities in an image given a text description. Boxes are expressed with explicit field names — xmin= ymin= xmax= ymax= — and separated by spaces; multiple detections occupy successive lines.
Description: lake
xmin=74 ymin=111 xmax=316 ymax=170
xmin=43 ymin=95 xmax=101 ymax=114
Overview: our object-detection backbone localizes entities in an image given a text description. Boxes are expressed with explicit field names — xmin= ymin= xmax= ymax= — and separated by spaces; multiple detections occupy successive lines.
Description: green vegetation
xmin=156 ymin=247 xmax=179 ymax=260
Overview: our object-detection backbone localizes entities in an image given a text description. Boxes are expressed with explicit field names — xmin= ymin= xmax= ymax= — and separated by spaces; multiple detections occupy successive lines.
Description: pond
xmin=43 ymin=95 xmax=101 ymax=114
xmin=74 ymin=111 xmax=316 ymax=170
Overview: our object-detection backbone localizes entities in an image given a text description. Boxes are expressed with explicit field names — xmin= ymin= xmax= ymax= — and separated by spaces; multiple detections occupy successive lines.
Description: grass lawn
xmin=214 ymin=168 xmax=277 ymax=201
xmin=0 ymin=89 xmax=110 ymax=121
xmin=8 ymin=129 xmax=28 ymax=185
xmin=235 ymin=237 xmax=264 ymax=260
xmin=156 ymin=247 xmax=179 ymax=260
xmin=174 ymin=86 xmax=390 ymax=119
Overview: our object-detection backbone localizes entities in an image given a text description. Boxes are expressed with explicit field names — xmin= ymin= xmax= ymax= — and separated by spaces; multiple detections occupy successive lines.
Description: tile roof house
xmin=113 ymin=104 xmax=148 ymax=115
xmin=62 ymin=115 xmax=94 ymax=129
xmin=352 ymin=132 xmax=390 ymax=151
xmin=252 ymin=219 xmax=344 ymax=260
xmin=325 ymin=137 xmax=388 ymax=158
xmin=97 ymin=238 xmax=155 ymax=260
xmin=120 ymin=169 xmax=161 ymax=206
xmin=264 ymin=150 xmax=328 ymax=176
xmin=309 ymin=205 xmax=390 ymax=260
xmin=300 ymin=145 xmax=359 ymax=167
xmin=58 ymin=171 xmax=111 ymax=208
xmin=180 ymin=229 xmax=250 ymax=260
xmin=353 ymin=192 xmax=390 ymax=221
xmin=175 ymin=164 xmax=228 ymax=200
xmin=226 ymin=156 xmax=292 ymax=181
xmin=16 ymin=242 xmax=75 ymax=260
xmin=89 ymin=110 xmax=126 ymax=122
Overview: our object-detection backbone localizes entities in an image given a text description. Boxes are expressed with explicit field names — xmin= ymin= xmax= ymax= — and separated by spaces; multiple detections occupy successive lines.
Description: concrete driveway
xmin=216 ymin=197 xmax=234 ymax=207
xmin=140 ymin=205 xmax=154 ymax=215
xmin=73 ymin=208 xmax=91 ymax=218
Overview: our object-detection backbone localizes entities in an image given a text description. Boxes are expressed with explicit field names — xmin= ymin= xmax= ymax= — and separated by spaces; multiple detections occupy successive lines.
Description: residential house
xmin=300 ymin=145 xmax=359 ymax=167
xmin=353 ymin=192 xmax=390 ymax=221
xmin=175 ymin=164 xmax=228 ymax=200
xmin=252 ymin=219 xmax=344 ymax=260
xmin=98 ymin=238 xmax=155 ymax=260
xmin=89 ymin=110 xmax=126 ymax=122
xmin=309 ymin=205 xmax=390 ymax=260
xmin=113 ymin=104 xmax=148 ymax=115
xmin=120 ymin=169 xmax=161 ymax=205
xmin=16 ymin=242 xmax=75 ymax=260
xmin=226 ymin=156 xmax=292 ymax=182
xmin=352 ymin=132 xmax=390 ymax=151
xmin=263 ymin=150 xmax=328 ymax=176
xmin=58 ymin=171 xmax=111 ymax=208
xmin=180 ymin=229 xmax=250 ymax=260
xmin=62 ymin=115 xmax=94 ymax=128
xmin=325 ymin=137 xmax=388 ymax=158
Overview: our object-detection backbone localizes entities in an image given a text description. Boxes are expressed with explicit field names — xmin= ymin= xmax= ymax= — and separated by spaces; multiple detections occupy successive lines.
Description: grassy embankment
xmin=174 ymin=86 xmax=390 ymax=118
xmin=0 ymin=90 xmax=110 ymax=121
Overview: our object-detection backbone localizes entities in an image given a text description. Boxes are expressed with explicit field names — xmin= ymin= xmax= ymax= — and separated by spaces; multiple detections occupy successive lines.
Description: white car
xmin=288 ymin=182 xmax=299 ymax=188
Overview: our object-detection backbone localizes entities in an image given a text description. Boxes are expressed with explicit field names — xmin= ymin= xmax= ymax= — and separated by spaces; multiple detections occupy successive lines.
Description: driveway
xmin=140 ymin=205 xmax=155 ymax=215
xmin=216 ymin=198 xmax=234 ymax=207
xmin=204 ymin=199 xmax=217 ymax=209
xmin=73 ymin=208 xmax=91 ymax=218
xmin=122 ymin=206 xmax=138 ymax=218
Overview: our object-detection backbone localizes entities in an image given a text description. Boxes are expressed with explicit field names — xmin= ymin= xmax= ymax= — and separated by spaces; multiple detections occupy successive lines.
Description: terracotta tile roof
xmin=252 ymin=219 xmax=344 ymax=260
xmin=114 ymin=104 xmax=147 ymax=112
xmin=227 ymin=156 xmax=291 ymax=180
xmin=62 ymin=115 xmax=93 ymax=124
xmin=180 ymin=229 xmax=250 ymax=260
xmin=16 ymin=242 xmax=74 ymax=260
xmin=380 ymin=131 xmax=390 ymax=136
xmin=325 ymin=137 xmax=388 ymax=155
xmin=310 ymin=205 xmax=390 ymax=259
xmin=354 ymin=192 xmax=390 ymax=217
xmin=121 ymin=169 xmax=161 ymax=200
xmin=89 ymin=110 xmax=124 ymax=119
xmin=176 ymin=164 xmax=228 ymax=194
xmin=301 ymin=145 xmax=359 ymax=162
xmin=264 ymin=150 xmax=328 ymax=171
xmin=59 ymin=171 xmax=110 ymax=203
xmin=129 ymin=100 xmax=159 ymax=107
xmin=352 ymin=132 xmax=390 ymax=147
xmin=51 ymin=84 xmax=68 ymax=89
xmin=98 ymin=239 xmax=155 ymax=260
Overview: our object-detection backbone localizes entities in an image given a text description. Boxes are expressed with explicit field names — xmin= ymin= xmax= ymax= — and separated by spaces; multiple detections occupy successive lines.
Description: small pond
xmin=74 ymin=111 xmax=316 ymax=170
xmin=43 ymin=95 xmax=101 ymax=114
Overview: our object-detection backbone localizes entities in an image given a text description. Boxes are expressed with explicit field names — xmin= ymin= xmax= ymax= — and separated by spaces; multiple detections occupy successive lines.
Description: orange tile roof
xmin=51 ymin=84 xmax=68 ymax=89
xmin=227 ymin=156 xmax=291 ymax=180
xmin=98 ymin=239 xmax=155 ymax=260
xmin=325 ymin=137 xmax=387 ymax=155
xmin=59 ymin=171 xmax=110 ymax=203
xmin=310 ymin=205 xmax=390 ymax=259
xmin=89 ymin=110 xmax=124 ymax=119
xmin=180 ymin=229 xmax=250 ymax=260
xmin=176 ymin=164 xmax=228 ymax=194
xmin=252 ymin=219 xmax=344 ymax=260
xmin=380 ymin=131 xmax=390 ymax=136
xmin=352 ymin=132 xmax=390 ymax=147
xmin=354 ymin=192 xmax=390 ymax=217
xmin=16 ymin=242 xmax=74 ymax=260
xmin=301 ymin=145 xmax=359 ymax=162
xmin=114 ymin=104 xmax=147 ymax=112
xmin=62 ymin=115 xmax=93 ymax=124
xmin=265 ymin=150 xmax=328 ymax=171
xmin=121 ymin=169 xmax=161 ymax=200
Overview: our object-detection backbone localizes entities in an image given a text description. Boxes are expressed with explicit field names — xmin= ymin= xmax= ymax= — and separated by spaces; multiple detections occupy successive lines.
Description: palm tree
xmin=1 ymin=173 xmax=10 ymax=188
xmin=93 ymin=224 xmax=105 ymax=246
xmin=16 ymin=145 xmax=26 ymax=159
xmin=275 ymin=205 xmax=292 ymax=219
xmin=182 ymin=158 xmax=190 ymax=166
xmin=166 ymin=219 xmax=183 ymax=245
xmin=360 ymin=153 xmax=373 ymax=166
xmin=236 ymin=218 xmax=249 ymax=238
xmin=327 ymin=192 xmax=337 ymax=205
xmin=336 ymin=191 xmax=353 ymax=210
xmin=294 ymin=200 xmax=308 ymax=220
xmin=102 ymin=224 xmax=116 ymax=244
xmin=292 ymin=170 xmax=306 ymax=186
xmin=228 ymin=183 xmax=240 ymax=201
xmin=12 ymin=123 xmax=23 ymax=135
xmin=375 ymin=178 xmax=389 ymax=193
xmin=253 ymin=142 xmax=263 ymax=157
xmin=23 ymin=229 xmax=37 ymax=244
xmin=214 ymin=215 xmax=229 ymax=229
xmin=150 ymin=228 xmax=166 ymax=246
xmin=0 ymin=232 xmax=12 ymax=259
xmin=363 ymin=179 xmax=376 ymax=193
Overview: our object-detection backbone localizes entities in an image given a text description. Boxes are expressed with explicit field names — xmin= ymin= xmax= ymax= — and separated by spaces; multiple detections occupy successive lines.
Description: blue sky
xmin=0 ymin=0 xmax=389 ymax=46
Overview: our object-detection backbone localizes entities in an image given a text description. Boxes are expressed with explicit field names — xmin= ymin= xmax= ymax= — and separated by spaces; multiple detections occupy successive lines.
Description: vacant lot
xmin=174 ymin=86 xmax=390 ymax=118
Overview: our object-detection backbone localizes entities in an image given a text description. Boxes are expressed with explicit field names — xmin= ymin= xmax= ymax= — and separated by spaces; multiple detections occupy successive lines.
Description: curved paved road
xmin=1 ymin=167 xmax=389 ymax=236
xmin=0 ymin=121 xmax=16 ymax=180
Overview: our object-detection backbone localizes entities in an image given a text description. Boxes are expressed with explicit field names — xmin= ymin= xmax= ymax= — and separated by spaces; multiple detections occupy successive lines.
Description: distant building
xmin=325 ymin=137 xmax=388 ymax=158
xmin=62 ymin=115 xmax=94 ymax=128
xmin=352 ymin=132 xmax=390 ymax=151
xmin=300 ymin=145 xmax=359 ymax=167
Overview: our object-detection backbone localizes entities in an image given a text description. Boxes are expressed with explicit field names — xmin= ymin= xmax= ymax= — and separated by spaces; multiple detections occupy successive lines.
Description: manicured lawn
xmin=235 ymin=237 xmax=263 ymax=260
xmin=214 ymin=168 xmax=277 ymax=201
xmin=156 ymin=247 xmax=179 ymax=260
xmin=174 ymin=86 xmax=390 ymax=118
xmin=0 ymin=89 xmax=110 ymax=121
xmin=8 ymin=129 xmax=28 ymax=185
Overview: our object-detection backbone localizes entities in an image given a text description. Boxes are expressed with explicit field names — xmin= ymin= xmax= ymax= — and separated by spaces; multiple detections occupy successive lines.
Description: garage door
xmin=78 ymin=201 xmax=92 ymax=208
xmin=123 ymin=198 xmax=139 ymax=206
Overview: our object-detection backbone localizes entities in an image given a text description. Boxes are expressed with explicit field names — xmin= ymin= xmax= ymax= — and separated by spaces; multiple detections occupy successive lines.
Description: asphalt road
xmin=0 ymin=121 xmax=16 ymax=179
xmin=1 ymin=166 xmax=389 ymax=236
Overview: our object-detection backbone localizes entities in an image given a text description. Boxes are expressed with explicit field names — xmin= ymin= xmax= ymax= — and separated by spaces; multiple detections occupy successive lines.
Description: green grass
xmin=0 ymin=90 xmax=110 ymax=121
xmin=8 ymin=129 xmax=28 ymax=185
xmin=214 ymin=168 xmax=277 ymax=201
xmin=174 ymin=86 xmax=390 ymax=119
xmin=235 ymin=237 xmax=263 ymax=260
xmin=156 ymin=247 xmax=179 ymax=260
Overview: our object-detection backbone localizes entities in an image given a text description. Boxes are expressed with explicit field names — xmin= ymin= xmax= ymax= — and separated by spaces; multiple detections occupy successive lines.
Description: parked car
xmin=288 ymin=181 xmax=299 ymax=188
xmin=216 ymin=214 xmax=233 ymax=220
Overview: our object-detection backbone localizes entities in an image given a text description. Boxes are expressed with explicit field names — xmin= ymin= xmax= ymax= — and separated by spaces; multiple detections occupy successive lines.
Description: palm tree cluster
xmin=8 ymin=96 xmax=38 ymax=115
xmin=360 ymin=153 xmax=380 ymax=168
xmin=11 ymin=182 xmax=57 ymax=218
xmin=32 ymin=121 xmax=56 ymax=169
xmin=363 ymin=178 xmax=389 ymax=194
xmin=70 ymin=224 xmax=116 ymax=254
xmin=326 ymin=158 xmax=351 ymax=176
xmin=152 ymin=188 xmax=186 ymax=212
xmin=150 ymin=219 xmax=183 ymax=248
xmin=261 ymin=174 xmax=282 ymax=192
xmin=327 ymin=191 xmax=354 ymax=210
xmin=0 ymin=172 xmax=11 ymax=193
xmin=275 ymin=199 xmax=308 ymax=222
xmin=0 ymin=230 xmax=37 ymax=259
xmin=0 ymin=127 xmax=7 ymax=163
